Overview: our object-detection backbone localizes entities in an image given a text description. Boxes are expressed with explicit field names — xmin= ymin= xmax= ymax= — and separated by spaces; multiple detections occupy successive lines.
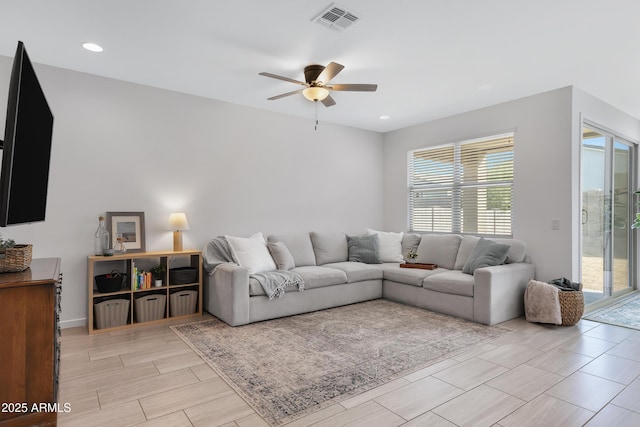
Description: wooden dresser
xmin=0 ymin=258 xmax=62 ymax=427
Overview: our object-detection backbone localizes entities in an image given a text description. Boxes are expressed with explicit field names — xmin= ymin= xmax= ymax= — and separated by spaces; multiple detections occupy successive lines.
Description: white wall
xmin=383 ymin=87 xmax=574 ymax=282
xmin=0 ymin=56 xmax=384 ymax=327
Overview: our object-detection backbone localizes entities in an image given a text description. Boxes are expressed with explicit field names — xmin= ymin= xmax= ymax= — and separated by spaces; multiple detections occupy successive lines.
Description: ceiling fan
xmin=259 ymin=62 xmax=377 ymax=107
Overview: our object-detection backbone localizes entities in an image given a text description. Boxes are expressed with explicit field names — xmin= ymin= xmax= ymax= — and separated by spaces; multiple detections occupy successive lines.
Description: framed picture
xmin=106 ymin=212 xmax=146 ymax=253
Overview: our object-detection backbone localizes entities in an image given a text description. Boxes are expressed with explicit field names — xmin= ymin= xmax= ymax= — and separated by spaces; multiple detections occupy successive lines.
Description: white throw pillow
xmin=367 ymin=228 xmax=404 ymax=263
xmin=225 ymin=232 xmax=276 ymax=274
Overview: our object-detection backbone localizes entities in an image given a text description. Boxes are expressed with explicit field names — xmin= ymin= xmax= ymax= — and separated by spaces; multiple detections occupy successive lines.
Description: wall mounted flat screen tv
xmin=0 ymin=41 xmax=54 ymax=226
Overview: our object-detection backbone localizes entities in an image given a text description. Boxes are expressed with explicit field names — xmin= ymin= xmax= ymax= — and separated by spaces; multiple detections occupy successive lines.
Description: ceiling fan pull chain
xmin=315 ymin=100 xmax=319 ymax=131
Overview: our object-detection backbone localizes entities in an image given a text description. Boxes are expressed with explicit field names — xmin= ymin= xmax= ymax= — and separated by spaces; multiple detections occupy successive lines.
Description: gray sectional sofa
xmin=203 ymin=230 xmax=536 ymax=326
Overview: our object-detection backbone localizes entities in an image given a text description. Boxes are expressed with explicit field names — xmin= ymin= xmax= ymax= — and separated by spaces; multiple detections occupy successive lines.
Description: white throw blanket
xmin=252 ymin=271 xmax=305 ymax=300
xmin=524 ymin=280 xmax=562 ymax=325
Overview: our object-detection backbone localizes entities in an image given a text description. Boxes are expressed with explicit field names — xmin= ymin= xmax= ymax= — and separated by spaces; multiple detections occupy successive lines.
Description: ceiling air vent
xmin=312 ymin=3 xmax=361 ymax=32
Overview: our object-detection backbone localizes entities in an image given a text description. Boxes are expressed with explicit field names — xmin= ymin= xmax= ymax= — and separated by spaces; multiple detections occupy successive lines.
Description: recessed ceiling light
xmin=477 ymin=84 xmax=493 ymax=91
xmin=379 ymin=115 xmax=390 ymax=120
xmin=82 ymin=42 xmax=103 ymax=52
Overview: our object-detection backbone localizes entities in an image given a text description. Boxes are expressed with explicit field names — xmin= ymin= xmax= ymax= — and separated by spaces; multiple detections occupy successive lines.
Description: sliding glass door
xmin=612 ymin=139 xmax=633 ymax=294
xmin=581 ymin=125 xmax=635 ymax=305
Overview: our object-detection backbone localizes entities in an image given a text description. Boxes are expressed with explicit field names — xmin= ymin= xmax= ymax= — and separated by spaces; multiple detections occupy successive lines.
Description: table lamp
xmin=168 ymin=212 xmax=190 ymax=251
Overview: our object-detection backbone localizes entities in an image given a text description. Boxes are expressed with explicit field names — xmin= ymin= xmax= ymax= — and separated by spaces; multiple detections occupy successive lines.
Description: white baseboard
xmin=59 ymin=318 xmax=86 ymax=329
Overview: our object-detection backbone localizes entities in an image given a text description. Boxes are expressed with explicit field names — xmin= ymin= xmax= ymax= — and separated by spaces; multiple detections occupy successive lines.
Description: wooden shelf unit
xmin=87 ymin=250 xmax=202 ymax=334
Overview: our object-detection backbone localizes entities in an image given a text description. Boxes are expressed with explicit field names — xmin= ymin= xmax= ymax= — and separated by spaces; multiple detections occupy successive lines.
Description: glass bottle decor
xmin=94 ymin=216 xmax=110 ymax=256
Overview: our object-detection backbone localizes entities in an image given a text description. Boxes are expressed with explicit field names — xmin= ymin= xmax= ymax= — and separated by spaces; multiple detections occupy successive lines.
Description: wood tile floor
xmin=58 ymin=312 xmax=640 ymax=427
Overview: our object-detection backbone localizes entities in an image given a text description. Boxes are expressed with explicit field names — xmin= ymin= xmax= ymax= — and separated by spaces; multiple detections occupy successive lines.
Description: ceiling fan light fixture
xmin=260 ymin=61 xmax=377 ymax=107
xmin=303 ymin=86 xmax=329 ymax=101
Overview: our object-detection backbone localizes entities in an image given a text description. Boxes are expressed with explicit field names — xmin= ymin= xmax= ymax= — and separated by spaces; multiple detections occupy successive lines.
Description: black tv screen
xmin=0 ymin=41 xmax=54 ymax=226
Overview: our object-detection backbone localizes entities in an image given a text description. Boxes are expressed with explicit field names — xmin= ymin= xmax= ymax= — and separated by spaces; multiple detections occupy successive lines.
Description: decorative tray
xmin=400 ymin=263 xmax=438 ymax=270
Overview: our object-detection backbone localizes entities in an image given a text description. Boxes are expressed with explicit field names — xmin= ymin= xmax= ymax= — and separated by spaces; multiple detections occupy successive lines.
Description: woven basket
xmin=134 ymin=294 xmax=166 ymax=323
xmin=94 ymin=298 xmax=130 ymax=329
xmin=558 ymin=290 xmax=584 ymax=326
xmin=170 ymin=290 xmax=198 ymax=317
xmin=0 ymin=244 xmax=32 ymax=273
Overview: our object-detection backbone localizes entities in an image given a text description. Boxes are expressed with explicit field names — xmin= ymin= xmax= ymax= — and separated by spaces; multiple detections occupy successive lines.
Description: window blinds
xmin=408 ymin=134 xmax=514 ymax=236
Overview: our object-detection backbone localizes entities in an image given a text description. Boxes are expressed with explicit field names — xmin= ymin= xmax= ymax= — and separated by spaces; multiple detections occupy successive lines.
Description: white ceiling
xmin=1 ymin=0 xmax=639 ymax=133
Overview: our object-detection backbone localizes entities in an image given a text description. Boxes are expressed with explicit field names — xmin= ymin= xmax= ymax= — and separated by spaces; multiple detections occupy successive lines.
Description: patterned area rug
xmin=584 ymin=292 xmax=640 ymax=330
xmin=172 ymin=300 xmax=511 ymax=426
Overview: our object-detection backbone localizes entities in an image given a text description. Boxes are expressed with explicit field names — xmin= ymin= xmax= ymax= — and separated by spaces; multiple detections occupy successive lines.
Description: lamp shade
xmin=168 ymin=212 xmax=190 ymax=231
xmin=302 ymin=86 xmax=329 ymax=101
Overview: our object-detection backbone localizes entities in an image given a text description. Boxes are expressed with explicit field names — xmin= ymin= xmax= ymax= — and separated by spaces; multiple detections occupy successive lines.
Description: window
xmin=408 ymin=133 xmax=514 ymax=236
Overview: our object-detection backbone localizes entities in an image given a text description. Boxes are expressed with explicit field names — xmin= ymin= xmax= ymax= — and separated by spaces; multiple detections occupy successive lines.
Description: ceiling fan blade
xmin=267 ymin=89 xmax=303 ymax=100
xmin=259 ymin=72 xmax=306 ymax=86
xmin=316 ymin=62 xmax=344 ymax=84
xmin=329 ymin=83 xmax=378 ymax=92
xmin=321 ymin=95 xmax=336 ymax=107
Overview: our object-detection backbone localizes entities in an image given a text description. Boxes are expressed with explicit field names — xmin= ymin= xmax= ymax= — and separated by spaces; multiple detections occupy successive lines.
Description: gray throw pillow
xmin=347 ymin=234 xmax=381 ymax=264
xmin=462 ymin=238 xmax=510 ymax=275
xmin=267 ymin=241 xmax=295 ymax=270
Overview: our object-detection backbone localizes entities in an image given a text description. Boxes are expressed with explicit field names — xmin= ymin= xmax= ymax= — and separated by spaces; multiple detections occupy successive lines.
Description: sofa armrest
xmin=203 ymin=263 xmax=250 ymax=326
xmin=473 ymin=262 xmax=536 ymax=325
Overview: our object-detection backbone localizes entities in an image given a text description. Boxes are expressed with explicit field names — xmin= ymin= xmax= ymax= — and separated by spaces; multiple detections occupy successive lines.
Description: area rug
xmin=171 ymin=300 xmax=511 ymax=426
xmin=584 ymin=292 xmax=640 ymax=330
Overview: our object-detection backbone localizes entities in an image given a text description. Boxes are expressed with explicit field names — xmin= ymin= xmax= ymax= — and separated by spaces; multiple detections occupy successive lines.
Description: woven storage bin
xmin=134 ymin=294 xmax=166 ymax=323
xmin=169 ymin=267 xmax=198 ymax=285
xmin=559 ymin=290 xmax=584 ymax=326
xmin=170 ymin=290 xmax=198 ymax=317
xmin=94 ymin=298 xmax=129 ymax=329
xmin=95 ymin=272 xmax=126 ymax=293
xmin=0 ymin=244 xmax=32 ymax=273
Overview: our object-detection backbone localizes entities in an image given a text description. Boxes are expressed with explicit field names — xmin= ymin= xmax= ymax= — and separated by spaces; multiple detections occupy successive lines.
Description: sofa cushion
xmin=323 ymin=261 xmax=384 ymax=283
xmin=367 ymin=229 xmax=404 ymax=263
xmin=347 ymin=234 xmax=381 ymax=264
xmin=415 ymin=234 xmax=462 ymax=270
xmin=267 ymin=233 xmax=316 ymax=267
xmin=225 ymin=232 xmax=276 ymax=274
xmin=462 ymin=238 xmax=510 ymax=274
xmin=290 ymin=266 xmax=347 ymax=289
xmin=372 ymin=263 xmax=405 ymax=272
xmin=493 ymin=238 xmax=527 ymax=263
xmin=267 ymin=241 xmax=295 ymax=270
xmin=383 ymin=266 xmax=448 ymax=287
xmin=423 ymin=270 xmax=475 ymax=297
xmin=401 ymin=233 xmax=421 ymax=261
xmin=310 ymin=231 xmax=348 ymax=265
xmin=249 ymin=277 xmax=263 ymax=296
